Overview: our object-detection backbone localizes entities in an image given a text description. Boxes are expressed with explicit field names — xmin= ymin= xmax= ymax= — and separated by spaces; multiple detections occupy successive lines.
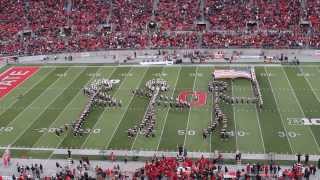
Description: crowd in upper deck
xmin=0 ymin=0 xmax=319 ymax=56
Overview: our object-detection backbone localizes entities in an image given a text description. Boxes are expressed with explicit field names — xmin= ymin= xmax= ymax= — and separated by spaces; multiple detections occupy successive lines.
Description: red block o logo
xmin=178 ymin=91 xmax=207 ymax=107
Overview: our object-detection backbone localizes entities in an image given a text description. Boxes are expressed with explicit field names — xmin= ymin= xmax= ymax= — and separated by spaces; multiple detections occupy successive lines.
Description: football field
xmin=1 ymin=65 xmax=320 ymax=157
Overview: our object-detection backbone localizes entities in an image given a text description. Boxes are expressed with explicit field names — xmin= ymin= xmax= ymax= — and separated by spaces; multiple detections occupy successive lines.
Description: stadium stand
xmin=111 ymin=0 xmax=152 ymax=32
xmin=204 ymin=0 xmax=252 ymax=30
xmin=155 ymin=0 xmax=200 ymax=31
xmin=0 ymin=0 xmax=319 ymax=55
xmin=132 ymin=155 xmax=318 ymax=179
xmin=306 ymin=0 xmax=320 ymax=32
xmin=7 ymin=155 xmax=318 ymax=179
xmin=150 ymin=32 xmax=199 ymax=48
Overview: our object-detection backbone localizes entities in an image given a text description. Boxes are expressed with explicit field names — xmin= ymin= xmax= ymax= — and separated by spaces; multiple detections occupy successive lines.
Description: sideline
xmin=17 ymin=63 xmax=320 ymax=68
xmin=0 ymin=146 xmax=319 ymax=161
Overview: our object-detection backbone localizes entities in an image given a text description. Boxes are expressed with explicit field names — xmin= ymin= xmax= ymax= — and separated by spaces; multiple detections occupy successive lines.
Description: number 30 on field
xmin=0 ymin=127 xmax=13 ymax=132
xmin=277 ymin=131 xmax=299 ymax=138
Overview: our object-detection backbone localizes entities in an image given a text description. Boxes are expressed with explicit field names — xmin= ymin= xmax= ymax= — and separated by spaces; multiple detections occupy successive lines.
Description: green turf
xmin=255 ymin=67 xmax=291 ymax=153
xmin=232 ymin=78 xmax=265 ymax=153
xmin=210 ymin=78 xmax=236 ymax=153
xmin=157 ymin=67 xmax=196 ymax=151
xmin=283 ymin=67 xmax=320 ymax=150
xmin=33 ymin=67 xmax=115 ymax=148
xmin=0 ymin=68 xmax=63 ymax=127
xmin=9 ymin=149 xmax=53 ymax=159
xmin=266 ymin=67 xmax=319 ymax=154
xmin=14 ymin=67 xmax=100 ymax=147
xmin=82 ymin=67 xmax=148 ymax=149
xmin=0 ymin=65 xmax=10 ymax=73
xmin=0 ymin=68 xmax=83 ymax=146
xmin=58 ymin=67 xmax=131 ymax=148
xmin=302 ymin=67 xmax=320 ymax=147
xmin=107 ymin=67 xmax=163 ymax=150
xmin=184 ymin=67 xmax=212 ymax=152
xmin=0 ymin=65 xmax=319 ymax=155
xmin=0 ymin=68 xmax=54 ymax=114
xmin=127 ymin=67 xmax=181 ymax=151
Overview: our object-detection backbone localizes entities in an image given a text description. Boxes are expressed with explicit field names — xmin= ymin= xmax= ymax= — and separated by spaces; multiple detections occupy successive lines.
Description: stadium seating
xmin=205 ymin=0 xmax=251 ymax=30
xmin=150 ymin=32 xmax=198 ymax=48
xmin=111 ymin=0 xmax=152 ymax=32
xmin=70 ymin=0 xmax=110 ymax=34
xmin=12 ymin=155 xmax=317 ymax=179
xmin=131 ymin=156 xmax=315 ymax=179
xmin=0 ymin=0 xmax=319 ymax=56
xmin=202 ymin=31 xmax=308 ymax=49
xmin=0 ymin=0 xmax=26 ymax=42
xmin=306 ymin=0 xmax=320 ymax=32
xmin=205 ymin=0 xmax=301 ymax=31
xmin=156 ymin=0 xmax=200 ymax=31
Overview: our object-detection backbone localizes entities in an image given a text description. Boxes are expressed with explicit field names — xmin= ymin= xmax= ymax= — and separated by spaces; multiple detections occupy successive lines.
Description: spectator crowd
xmin=132 ymin=155 xmax=318 ymax=179
xmin=0 ymin=0 xmax=320 ymax=56
xmin=7 ymin=154 xmax=318 ymax=179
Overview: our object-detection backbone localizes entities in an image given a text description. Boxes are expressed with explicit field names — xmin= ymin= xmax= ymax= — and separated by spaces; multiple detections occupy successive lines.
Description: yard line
xmin=231 ymin=80 xmax=239 ymax=151
xmin=252 ymin=92 xmax=266 ymax=154
xmin=130 ymin=100 xmax=154 ymax=150
xmin=209 ymin=93 xmax=213 ymax=153
xmin=42 ymin=63 xmax=320 ymax=68
xmin=104 ymin=68 xmax=149 ymax=149
xmin=37 ymin=64 xmax=288 ymax=68
xmin=34 ymin=67 xmax=111 ymax=148
xmin=157 ymin=67 xmax=182 ymax=151
xmin=3 ymin=68 xmax=71 ymax=131
xmin=130 ymin=67 xmax=168 ymax=150
xmin=183 ymin=67 xmax=198 ymax=148
xmin=43 ymin=67 xmax=114 ymax=162
xmin=303 ymin=69 xmax=320 ymax=108
xmin=265 ymin=67 xmax=294 ymax=153
xmin=80 ymin=67 xmax=130 ymax=148
xmin=9 ymin=68 xmax=83 ymax=146
xmin=0 ymin=68 xmax=54 ymax=114
xmin=301 ymin=69 xmax=320 ymax=151
xmin=9 ymin=107 xmax=85 ymax=111
xmin=155 ymin=67 xmax=181 ymax=151
xmin=280 ymin=67 xmax=320 ymax=153
xmin=0 ymin=66 xmax=39 ymax=101
xmin=0 ymin=66 xmax=12 ymax=74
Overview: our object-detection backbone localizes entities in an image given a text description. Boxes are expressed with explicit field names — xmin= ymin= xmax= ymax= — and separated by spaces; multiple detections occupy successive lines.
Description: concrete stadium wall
xmin=12 ymin=48 xmax=320 ymax=64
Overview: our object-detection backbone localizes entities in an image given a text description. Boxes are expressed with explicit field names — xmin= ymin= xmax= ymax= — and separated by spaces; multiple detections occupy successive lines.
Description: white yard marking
xmin=80 ymin=68 xmax=130 ymax=148
xmin=10 ymin=68 xmax=84 ymax=146
xmin=251 ymin=88 xmax=266 ymax=154
xmin=300 ymin=68 xmax=320 ymax=152
xmin=303 ymin=68 xmax=320 ymax=107
xmin=34 ymin=67 xmax=114 ymax=148
xmin=265 ymin=67 xmax=294 ymax=153
xmin=157 ymin=67 xmax=181 ymax=151
xmin=130 ymin=67 xmax=168 ymax=150
xmin=183 ymin=67 xmax=198 ymax=148
xmin=209 ymin=92 xmax=213 ymax=153
xmin=4 ymin=68 xmax=73 ymax=129
xmin=281 ymin=67 xmax=320 ymax=153
xmin=0 ymin=68 xmax=54 ymax=113
xmin=43 ymin=67 xmax=116 ymax=163
xmin=1 ymin=146 xmax=319 ymax=161
xmin=155 ymin=67 xmax=181 ymax=151
xmin=37 ymin=64 xmax=284 ymax=68
xmin=231 ymin=80 xmax=239 ymax=151
xmin=104 ymin=68 xmax=148 ymax=149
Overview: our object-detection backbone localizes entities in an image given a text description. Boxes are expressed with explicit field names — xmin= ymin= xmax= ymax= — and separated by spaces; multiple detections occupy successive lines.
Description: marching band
xmin=127 ymin=79 xmax=169 ymax=138
xmin=71 ymin=79 xmax=120 ymax=136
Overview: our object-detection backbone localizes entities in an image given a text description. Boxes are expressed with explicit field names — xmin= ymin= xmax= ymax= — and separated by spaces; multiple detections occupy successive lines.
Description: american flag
xmin=213 ymin=69 xmax=252 ymax=79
